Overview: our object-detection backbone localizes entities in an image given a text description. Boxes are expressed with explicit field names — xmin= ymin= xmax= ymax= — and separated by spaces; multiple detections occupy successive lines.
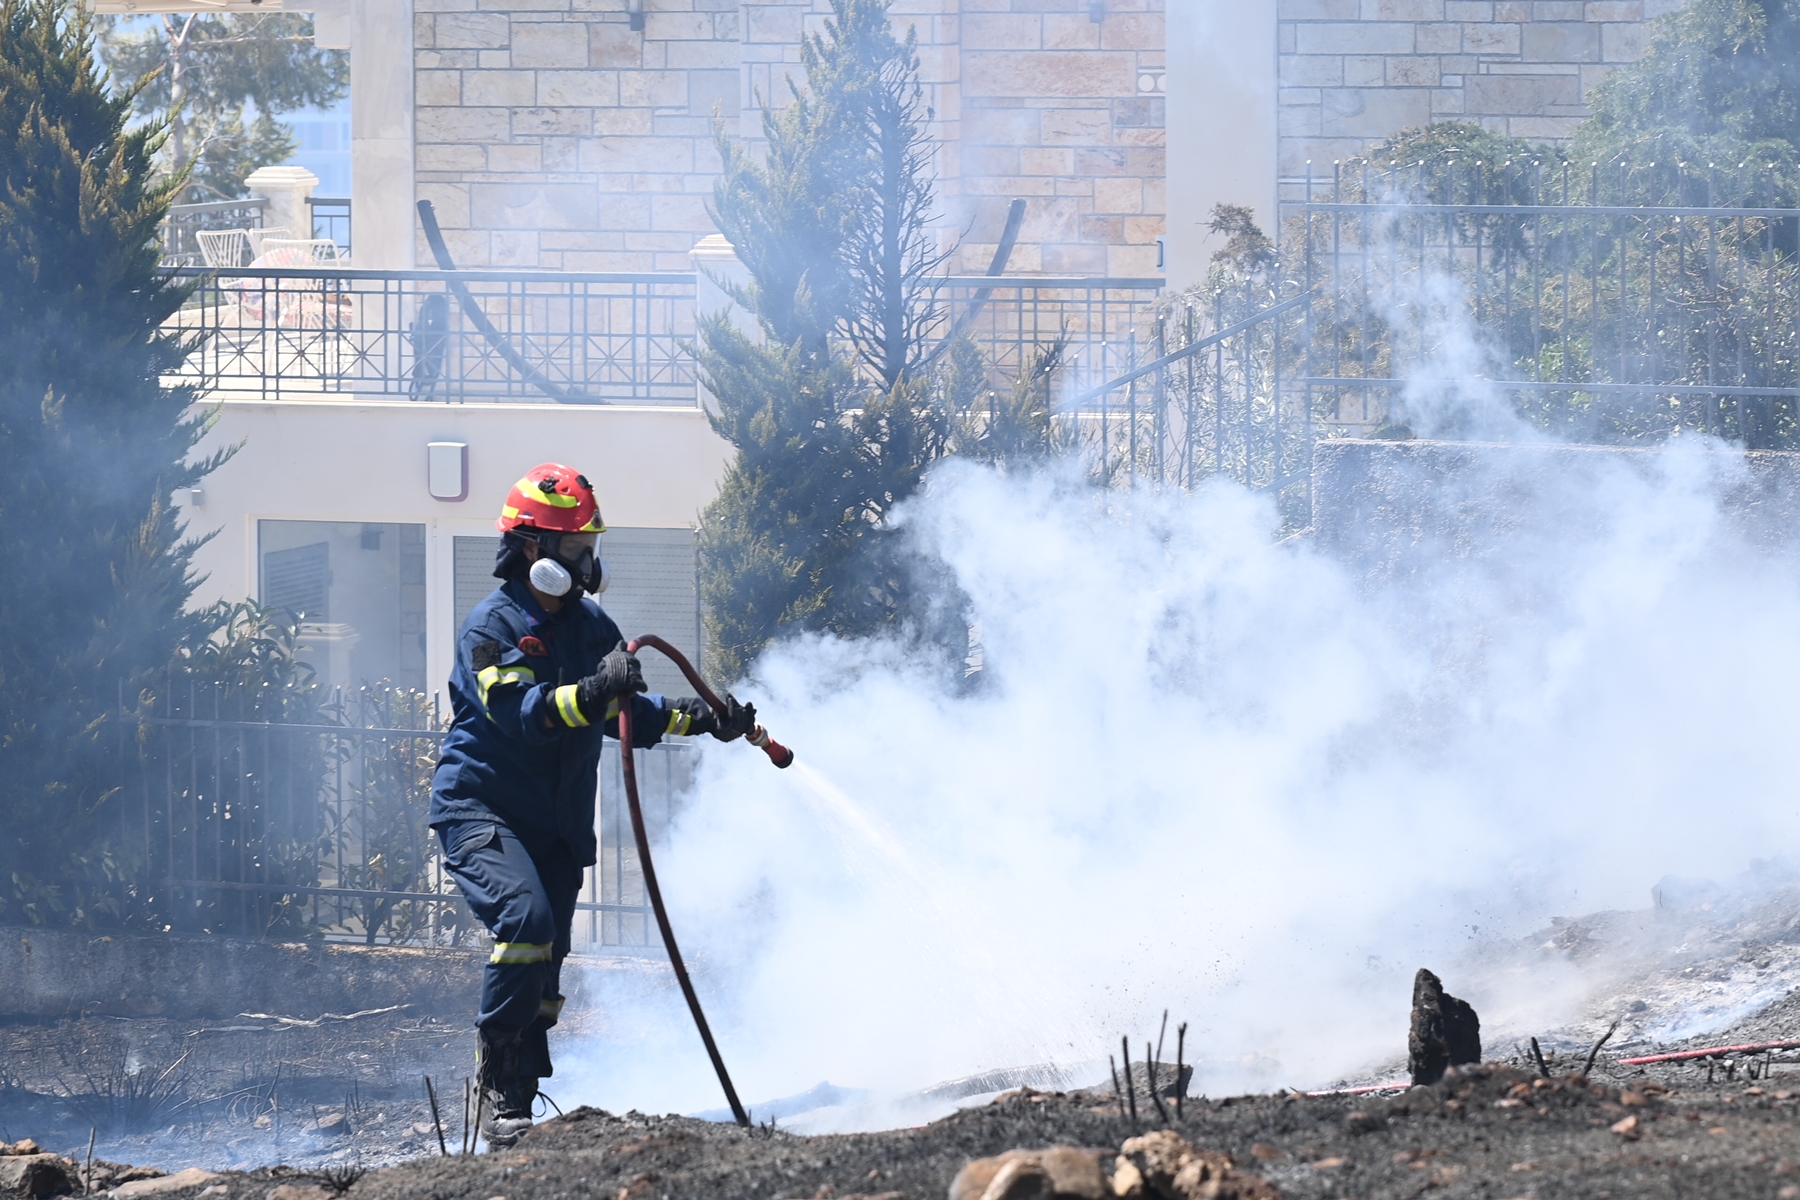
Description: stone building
xmin=397 ymin=0 xmax=1683 ymax=288
xmin=408 ymin=0 xmax=1168 ymax=278
xmin=401 ymin=0 xmax=1682 ymax=284
xmin=1274 ymin=1 xmax=1687 ymax=200
xmin=95 ymin=0 xmax=1688 ymax=287
xmin=81 ymin=0 xmax=1706 ymax=769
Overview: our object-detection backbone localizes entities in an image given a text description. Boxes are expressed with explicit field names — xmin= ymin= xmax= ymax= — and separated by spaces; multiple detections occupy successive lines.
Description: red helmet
xmin=497 ymin=463 xmax=605 ymax=534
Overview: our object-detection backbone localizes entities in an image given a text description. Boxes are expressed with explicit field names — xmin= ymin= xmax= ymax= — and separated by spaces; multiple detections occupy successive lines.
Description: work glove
xmin=574 ymin=642 xmax=645 ymax=721
xmin=712 ymin=693 xmax=757 ymax=743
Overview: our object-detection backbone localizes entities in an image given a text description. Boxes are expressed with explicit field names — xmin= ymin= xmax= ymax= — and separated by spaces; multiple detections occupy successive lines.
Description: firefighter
xmin=430 ymin=463 xmax=754 ymax=1147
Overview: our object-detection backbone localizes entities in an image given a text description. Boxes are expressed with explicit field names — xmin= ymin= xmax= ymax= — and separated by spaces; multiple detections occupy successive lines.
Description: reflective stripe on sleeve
xmin=538 ymin=995 xmax=566 ymax=1021
xmin=489 ymin=941 xmax=553 ymax=965
xmin=664 ymin=707 xmax=693 ymax=736
xmin=476 ymin=663 xmax=537 ymax=710
xmin=554 ymin=684 xmax=589 ymax=728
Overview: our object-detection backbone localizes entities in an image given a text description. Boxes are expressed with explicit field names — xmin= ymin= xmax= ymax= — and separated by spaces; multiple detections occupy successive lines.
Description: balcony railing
xmin=306 ymin=196 xmax=352 ymax=255
xmin=161 ymin=266 xmax=1166 ymax=406
xmin=161 ymin=197 xmax=268 ymax=268
xmin=167 ymin=266 xmax=701 ymax=405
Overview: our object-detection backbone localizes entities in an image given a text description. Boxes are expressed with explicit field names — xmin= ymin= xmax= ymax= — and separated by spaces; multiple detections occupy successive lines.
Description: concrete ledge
xmin=0 ymin=928 xmax=485 ymax=1021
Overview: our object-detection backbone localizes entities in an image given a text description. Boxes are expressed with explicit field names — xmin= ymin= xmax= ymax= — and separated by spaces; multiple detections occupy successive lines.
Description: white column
xmin=316 ymin=0 xmax=416 ymax=270
xmin=689 ymin=234 xmax=755 ymax=415
xmin=244 ymin=165 xmax=319 ymax=241
xmin=1165 ymin=0 xmax=1278 ymax=291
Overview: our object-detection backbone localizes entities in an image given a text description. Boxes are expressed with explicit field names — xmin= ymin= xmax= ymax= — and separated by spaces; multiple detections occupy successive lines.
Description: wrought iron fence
xmin=1293 ymin=162 xmax=1800 ymax=447
xmin=1063 ymin=286 xmax=1316 ymax=526
xmin=121 ymin=675 xmax=689 ymax=952
xmin=941 ymin=275 xmax=1164 ymax=394
xmin=166 ymin=267 xmax=701 ymax=405
xmin=1070 ymin=166 xmax=1800 ymax=526
xmin=307 ymin=197 xmax=351 ymax=256
xmin=160 ymin=198 xmax=267 ymax=268
xmin=158 ymin=266 xmax=1166 ymax=407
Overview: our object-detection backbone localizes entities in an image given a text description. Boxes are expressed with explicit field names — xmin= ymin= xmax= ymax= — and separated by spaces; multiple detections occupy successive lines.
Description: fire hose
xmin=615 ymin=635 xmax=793 ymax=1128
xmin=1617 ymin=1038 xmax=1800 ymax=1066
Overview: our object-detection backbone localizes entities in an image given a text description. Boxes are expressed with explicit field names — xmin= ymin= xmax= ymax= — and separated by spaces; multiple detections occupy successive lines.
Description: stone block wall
xmin=414 ymin=0 xmax=741 ymax=271
xmin=1277 ymin=0 xmax=1675 ymax=206
xmin=955 ymin=0 xmax=1164 ymax=277
xmin=411 ymin=0 xmax=1165 ymax=276
xmin=408 ymin=1 xmax=1670 ymax=276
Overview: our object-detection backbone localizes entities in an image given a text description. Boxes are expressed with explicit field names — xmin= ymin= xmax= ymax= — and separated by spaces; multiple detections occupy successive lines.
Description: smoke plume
xmin=556 ymin=413 xmax=1800 ymax=1124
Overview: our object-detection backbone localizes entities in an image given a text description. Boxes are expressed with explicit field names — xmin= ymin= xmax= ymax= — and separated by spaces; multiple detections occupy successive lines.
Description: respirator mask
xmin=523 ymin=530 xmax=610 ymax=597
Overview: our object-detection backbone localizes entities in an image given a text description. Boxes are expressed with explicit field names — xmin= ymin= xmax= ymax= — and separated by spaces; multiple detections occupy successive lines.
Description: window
xmin=259 ymin=520 xmax=427 ymax=694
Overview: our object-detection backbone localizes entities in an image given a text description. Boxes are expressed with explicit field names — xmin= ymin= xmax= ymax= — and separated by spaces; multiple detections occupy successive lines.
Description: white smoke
xmin=555 ymin=421 xmax=1800 ymax=1123
xmin=542 ymin=233 xmax=1800 ymax=1127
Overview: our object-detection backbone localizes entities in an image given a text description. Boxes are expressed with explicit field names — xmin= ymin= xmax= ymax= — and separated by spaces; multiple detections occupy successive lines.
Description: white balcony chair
xmin=195 ymin=228 xmax=252 ymax=268
xmin=254 ymin=238 xmax=344 ymax=265
xmin=239 ymin=239 xmax=353 ymax=329
xmin=244 ymin=227 xmax=292 ymax=257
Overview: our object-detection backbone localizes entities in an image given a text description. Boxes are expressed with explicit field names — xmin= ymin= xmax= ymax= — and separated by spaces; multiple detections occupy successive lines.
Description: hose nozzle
xmin=747 ymin=724 xmax=794 ymax=769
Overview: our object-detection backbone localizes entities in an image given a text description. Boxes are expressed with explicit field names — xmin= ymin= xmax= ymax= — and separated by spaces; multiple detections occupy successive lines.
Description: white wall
xmin=181 ymin=398 xmax=733 ymax=704
xmin=1165 ymin=0 xmax=1278 ymax=290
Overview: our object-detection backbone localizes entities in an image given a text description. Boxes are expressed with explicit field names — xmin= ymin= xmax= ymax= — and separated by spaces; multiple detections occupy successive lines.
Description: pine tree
xmin=0 ymin=0 xmax=222 ymax=924
xmin=98 ymin=11 xmax=347 ymax=200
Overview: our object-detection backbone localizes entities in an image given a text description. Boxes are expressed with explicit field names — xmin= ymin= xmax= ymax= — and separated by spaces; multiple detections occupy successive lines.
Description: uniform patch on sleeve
xmin=470 ymin=640 xmax=504 ymax=671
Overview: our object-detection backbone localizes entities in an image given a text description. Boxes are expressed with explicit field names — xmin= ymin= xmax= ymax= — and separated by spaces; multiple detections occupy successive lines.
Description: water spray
xmin=615 ymin=634 xmax=793 ymax=1128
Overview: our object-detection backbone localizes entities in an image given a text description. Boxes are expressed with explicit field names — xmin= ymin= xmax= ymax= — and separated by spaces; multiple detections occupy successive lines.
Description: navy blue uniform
xmin=431 ymin=578 xmax=691 ymax=1070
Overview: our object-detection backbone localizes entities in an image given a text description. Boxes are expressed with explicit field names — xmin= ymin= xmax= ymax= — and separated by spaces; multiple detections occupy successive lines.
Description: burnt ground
xmin=12 ymin=885 xmax=1800 ymax=1196
xmin=0 ymin=1007 xmax=471 ymax=1171
xmin=348 ymin=1066 xmax=1800 ymax=1200
xmin=16 ymin=1067 xmax=1800 ymax=1200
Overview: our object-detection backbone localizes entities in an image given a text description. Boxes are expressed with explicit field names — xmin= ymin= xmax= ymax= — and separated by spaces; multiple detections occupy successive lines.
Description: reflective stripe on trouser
xmin=491 ymin=941 xmax=553 ymax=964
xmin=437 ymin=818 xmax=581 ymax=1075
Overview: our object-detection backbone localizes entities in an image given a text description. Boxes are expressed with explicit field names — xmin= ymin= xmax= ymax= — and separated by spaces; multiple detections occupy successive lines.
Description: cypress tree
xmin=0 ymin=0 xmax=221 ymax=924
xmin=698 ymin=0 xmax=958 ymax=679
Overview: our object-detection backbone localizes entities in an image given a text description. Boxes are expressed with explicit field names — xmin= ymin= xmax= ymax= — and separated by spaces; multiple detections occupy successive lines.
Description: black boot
xmin=476 ymin=1027 xmax=538 ymax=1147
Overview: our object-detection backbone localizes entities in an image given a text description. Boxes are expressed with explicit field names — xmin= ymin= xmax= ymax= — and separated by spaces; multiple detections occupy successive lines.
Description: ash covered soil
xmin=362 ymin=1069 xmax=1800 ymax=1200
xmin=14 ymin=887 xmax=1800 ymax=1197
xmin=18 ymin=1065 xmax=1800 ymax=1200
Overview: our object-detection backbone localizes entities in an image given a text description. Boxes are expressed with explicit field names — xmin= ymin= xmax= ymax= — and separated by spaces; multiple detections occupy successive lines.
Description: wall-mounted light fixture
xmin=628 ymin=0 xmax=645 ymax=32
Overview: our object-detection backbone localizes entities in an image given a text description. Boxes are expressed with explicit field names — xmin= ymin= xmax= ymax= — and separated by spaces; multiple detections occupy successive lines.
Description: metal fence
xmin=1067 ymin=168 xmax=1800 ymax=526
xmin=941 ymin=275 xmax=1165 ymax=394
xmin=1062 ymin=288 xmax=1317 ymax=525
xmin=122 ymin=676 xmax=688 ymax=952
xmin=308 ymin=196 xmax=351 ymax=255
xmin=1293 ymin=162 xmax=1800 ymax=448
xmin=160 ymin=198 xmax=267 ymax=268
xmin=159 ymin=266 xmax=1165 ymax=406
xmin=166 ymin=267 xmax=701 ymax=405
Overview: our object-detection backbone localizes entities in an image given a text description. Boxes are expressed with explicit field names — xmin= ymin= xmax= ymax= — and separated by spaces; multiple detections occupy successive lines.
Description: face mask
xmin=529 ymin=556 xmax=573 ymax=597
xmin=529 ymin=534 xmax=609 ymax=595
